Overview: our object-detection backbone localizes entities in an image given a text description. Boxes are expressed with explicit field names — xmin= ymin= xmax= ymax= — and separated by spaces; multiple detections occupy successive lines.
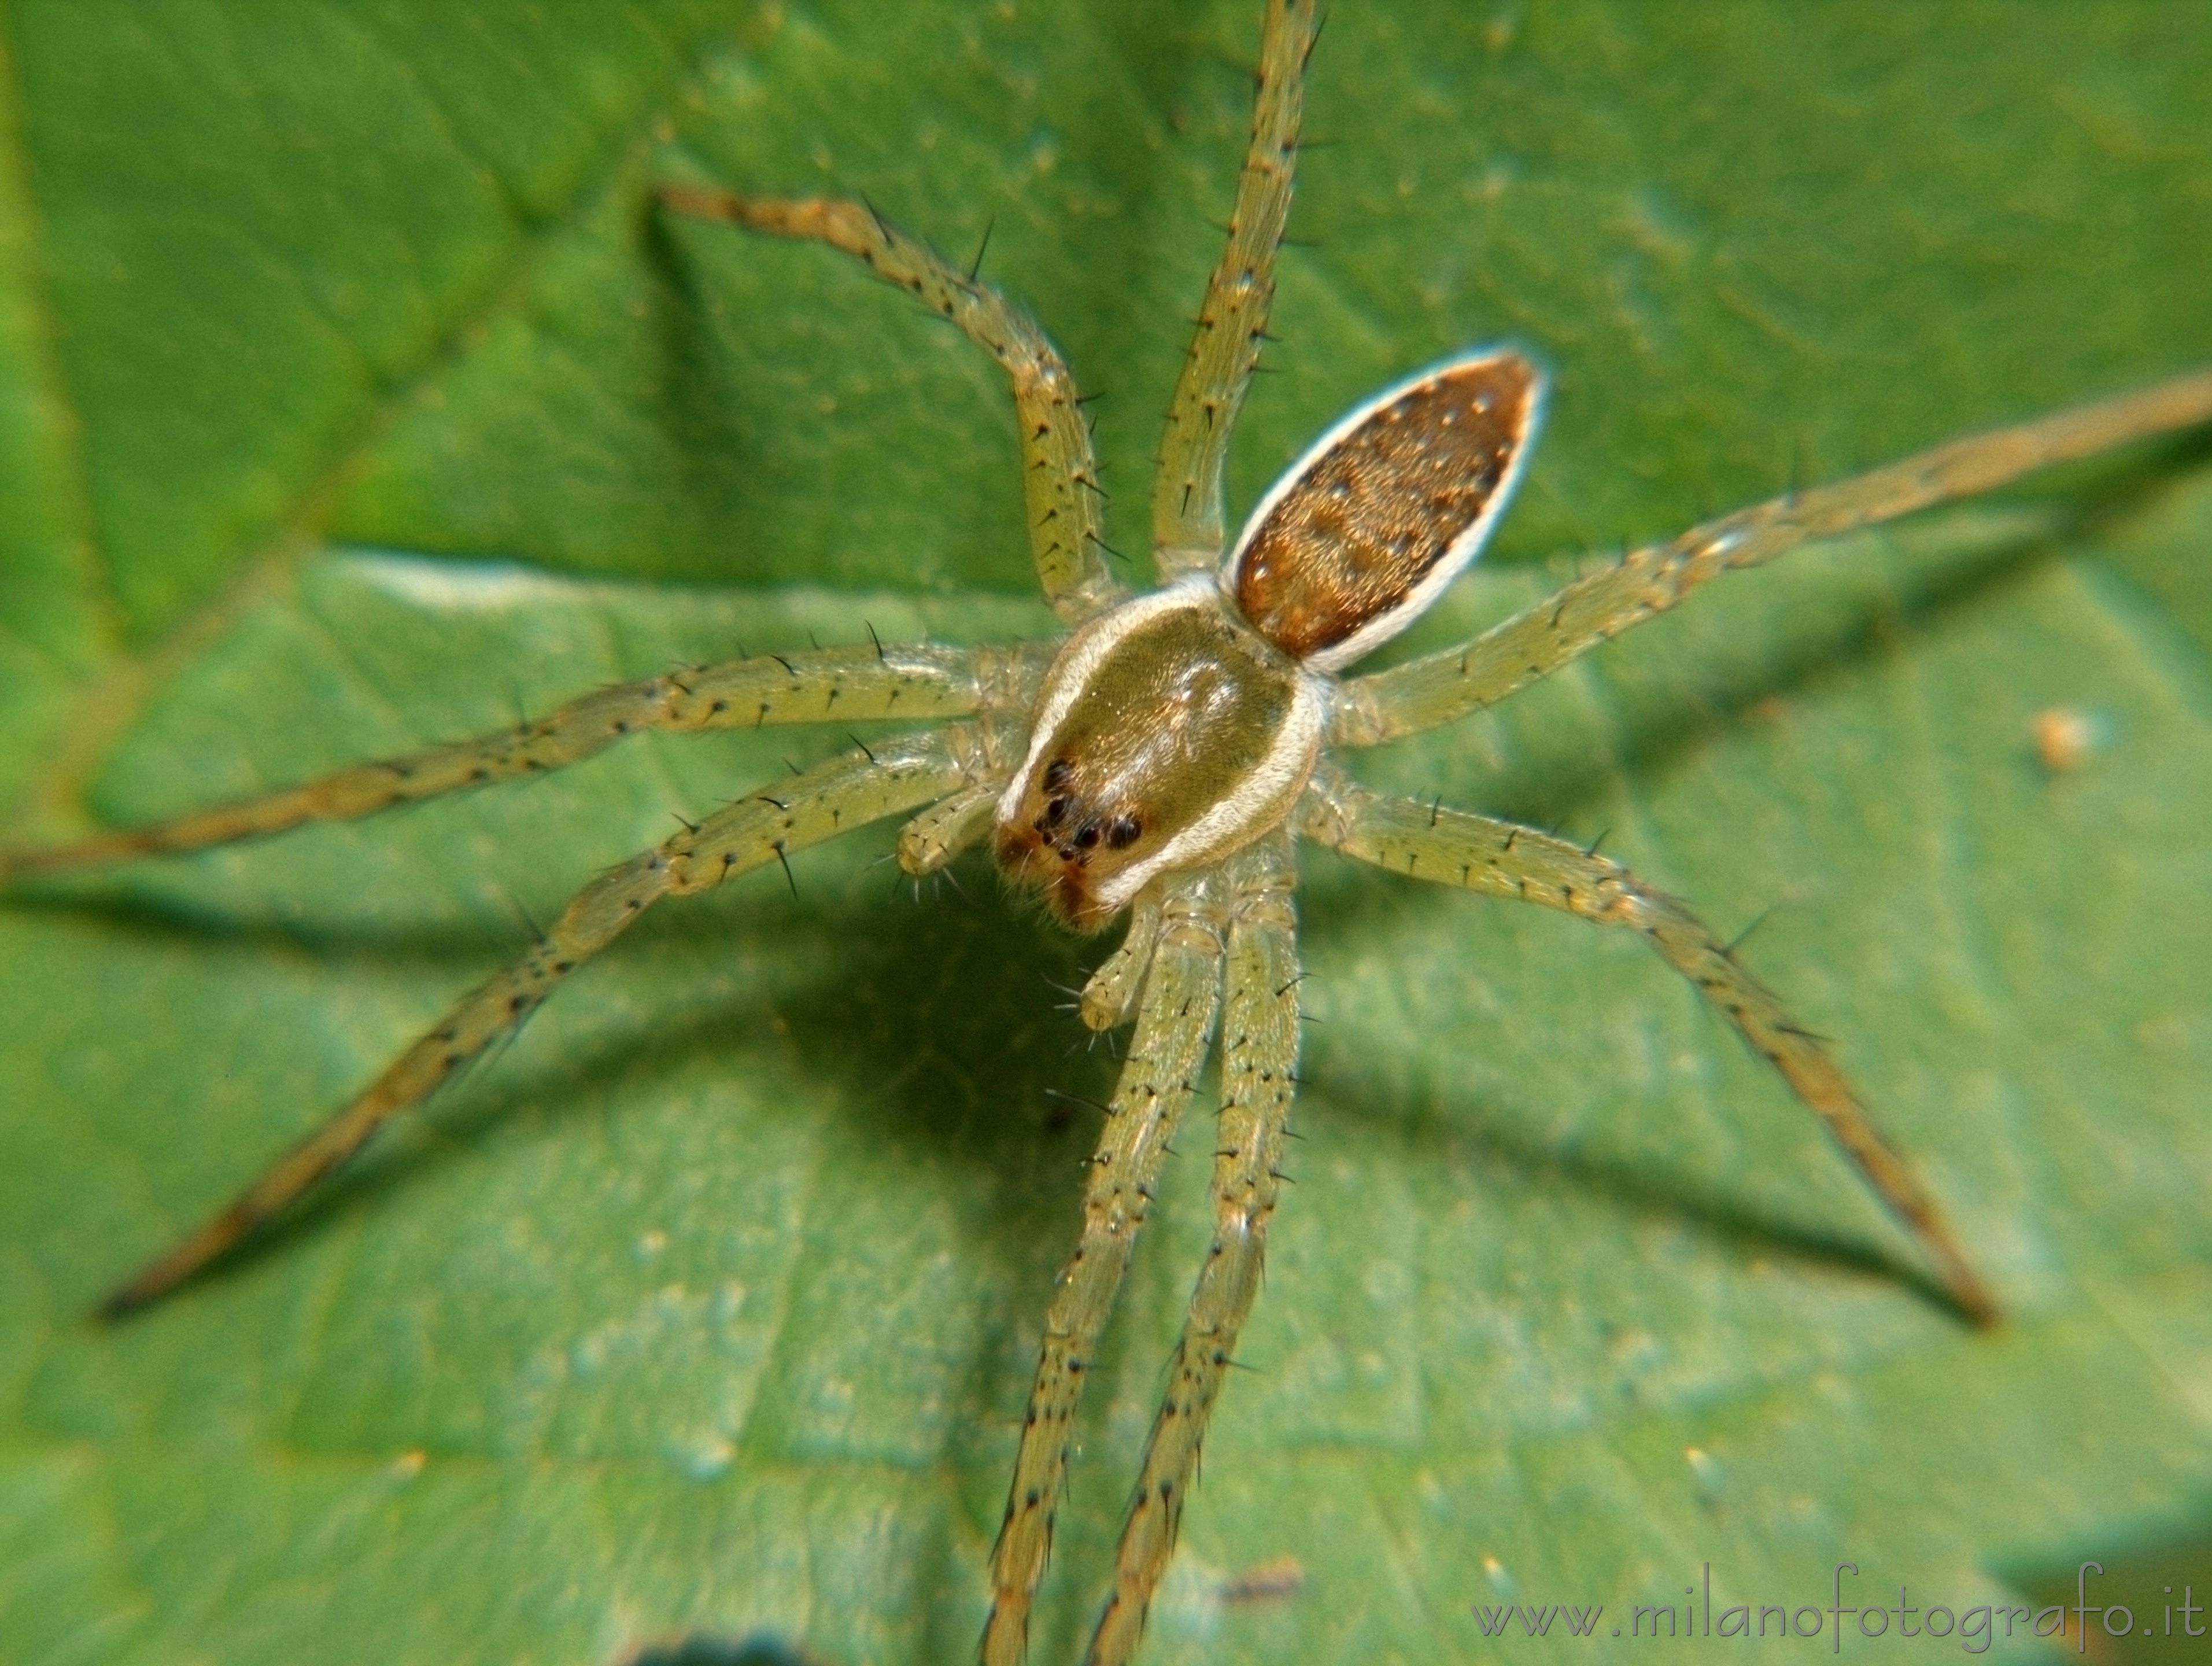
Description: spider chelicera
xmin=8 ymin=3 xmax=2212 ymax=1663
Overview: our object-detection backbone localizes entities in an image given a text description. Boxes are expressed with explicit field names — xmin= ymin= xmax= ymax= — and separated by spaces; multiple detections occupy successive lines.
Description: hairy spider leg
xmin=1091 ymin=830 xmax=1300 ymax=1665
xmin=0 ymin=642 xmax=996 ymax=882
xmin=98 ymin=728 xmax=981 ymax=1317
xmin=1331 ymin=364 xmax=2212 ymax=747
xmin=983 ymin=863 xmax=1233 ymax=1666
xmin=657 ymin=186 xmax=1123 ymax=625
xmin=985 ymin=6 xmax=1319 ymax=1645
xmin=1299 ymin=761 xmax=2000 ymax=1325
xmin=1151 ymin=0 xmax=1317 ymax=580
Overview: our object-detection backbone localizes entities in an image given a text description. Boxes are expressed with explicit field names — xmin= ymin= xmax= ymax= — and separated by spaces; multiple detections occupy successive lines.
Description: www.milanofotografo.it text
xmin=1471 ymin=1563 xmax=2204 ymax=1652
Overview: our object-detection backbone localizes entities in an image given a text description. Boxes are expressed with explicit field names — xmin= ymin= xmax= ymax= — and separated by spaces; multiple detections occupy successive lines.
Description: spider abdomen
xmin=1228 ymin=348 xmax=1542 ymax=671
xmin=994 ymin=583 xmax=1323 ymax=928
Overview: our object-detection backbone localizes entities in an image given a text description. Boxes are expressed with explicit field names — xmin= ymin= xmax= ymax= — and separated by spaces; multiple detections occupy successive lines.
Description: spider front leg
xmin=1330 ymin=365 xmax=2212 ymax=747
xmin=983 ymin=862 xmax=1234 ymax=1666
xmin=1151 ymin=0 xmax=1317 ymax=577
xmin=98 ymin=725 xmax=978 ymax=1317
xmin=1300 ymin=762 xmax=1999 ymax=1325
xmin=656 ymin=185 xmax=1121 ymax=625
xmin=1 ymin=642 xmax=996 ymax=881
xmin=1090 ymin=830 xmax=1299 ymax=1666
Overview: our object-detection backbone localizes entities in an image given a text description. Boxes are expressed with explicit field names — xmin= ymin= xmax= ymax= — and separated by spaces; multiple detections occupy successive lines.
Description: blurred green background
xmin=2 ymin=2 xmax=2209 ymax=1661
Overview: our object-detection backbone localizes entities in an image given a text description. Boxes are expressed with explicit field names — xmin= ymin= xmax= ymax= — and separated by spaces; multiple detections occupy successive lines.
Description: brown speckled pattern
xmin=1234 ymin=354 xmax=1537 ymax=660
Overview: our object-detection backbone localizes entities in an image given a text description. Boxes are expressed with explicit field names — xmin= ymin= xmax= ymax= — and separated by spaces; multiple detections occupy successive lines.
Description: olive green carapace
xmin=8 ymin=2 xmax=2212 ymax=1665
xmin=995 ymin=589 xmax=1319 ymax=929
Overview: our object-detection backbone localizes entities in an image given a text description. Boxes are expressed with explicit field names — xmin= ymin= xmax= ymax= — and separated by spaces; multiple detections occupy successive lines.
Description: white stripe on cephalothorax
xmin=993 ymin=577 xmax=1222 ymax=836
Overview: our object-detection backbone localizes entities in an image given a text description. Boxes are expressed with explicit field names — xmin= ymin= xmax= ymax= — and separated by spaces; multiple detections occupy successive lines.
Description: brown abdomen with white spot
xmin=1228 ymin=349 xmax=1542 ymax=671
xmin=994 ymin=585 xmax=1324 ymax=929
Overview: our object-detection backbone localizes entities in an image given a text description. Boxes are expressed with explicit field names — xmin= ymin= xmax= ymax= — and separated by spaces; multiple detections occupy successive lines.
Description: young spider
xmin=6 ymin=4 xmax=2212 ymax=1664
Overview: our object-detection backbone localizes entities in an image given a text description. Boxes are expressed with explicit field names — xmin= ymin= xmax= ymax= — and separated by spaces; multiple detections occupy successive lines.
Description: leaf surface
xmin=3 ymin=4 xmax=2211 ymax=1663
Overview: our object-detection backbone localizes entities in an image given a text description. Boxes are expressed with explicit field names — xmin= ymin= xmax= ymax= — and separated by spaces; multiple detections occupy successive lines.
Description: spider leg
xmin=1088 ymin=830 xmax=1298 ymax=1666
xmin=1331 ymin=365 xmax=2212 ymax=747
xmin=97 ymin=727 xmax=974 ymax=1318
xmin=1151 ymin=0 xmax=1319 ymax=579
xmin=1299 ymin=762 xmax=1999 ymax=1325
xmin=2 ymin=641 xmax=1007 ymax=882
xmin=981 ymin=861 xmax=1234 ymax=1666
xmin=658 ymin=186 xmax=1121 ymax=625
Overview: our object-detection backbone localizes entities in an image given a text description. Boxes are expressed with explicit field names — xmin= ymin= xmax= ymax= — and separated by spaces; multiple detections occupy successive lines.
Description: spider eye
xmin=1106 ymin=816 xmax=1142 ymax=850
xmin=1073 ymin=824 xmax=1102 ymax=849
xmin=1043 ymin=758 xmax=1074 ymax=791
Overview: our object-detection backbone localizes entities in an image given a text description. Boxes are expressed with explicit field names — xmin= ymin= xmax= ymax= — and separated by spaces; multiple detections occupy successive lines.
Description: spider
xmin=6 ymin=3 xmax=2212 ymax=1663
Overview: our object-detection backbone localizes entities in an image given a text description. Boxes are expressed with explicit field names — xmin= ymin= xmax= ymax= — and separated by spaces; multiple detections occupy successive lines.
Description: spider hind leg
xmin=0 ymin=642 xmax=987 ymax=883
xmin=1329 ymin=366 xmax=2212 ymax=750
xmin=1301 ymin=763 xmax=1999 ymax=1326
xmin=97 ymin=728 xmax=973 ymax=1318
xmin=1090 ymin=829 xmax=1299 ymax=1666
xmin=982 ymin=862 xmax=1232 ymax=1666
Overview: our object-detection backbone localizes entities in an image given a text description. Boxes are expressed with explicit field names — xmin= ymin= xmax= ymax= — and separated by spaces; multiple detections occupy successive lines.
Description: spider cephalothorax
xmin=996 ymin=349 xmax=1541 ymax=930
xmin=8 ymin=3 xmax=2212 ymax=1665
xmin=993 ymin=578 xmax=1323 ymax=927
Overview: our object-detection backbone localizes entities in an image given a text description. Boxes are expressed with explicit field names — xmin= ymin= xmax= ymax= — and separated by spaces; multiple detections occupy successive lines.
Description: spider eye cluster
xmin=994 ymin=348 xmax=1541 ymax=929
xmin=1033 ymin=762 xmax=1144 ymax=856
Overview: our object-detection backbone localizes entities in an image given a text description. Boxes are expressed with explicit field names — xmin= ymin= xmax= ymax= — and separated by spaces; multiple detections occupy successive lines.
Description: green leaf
xmin=5 ymin=4 xmax=2211 ymax=1664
